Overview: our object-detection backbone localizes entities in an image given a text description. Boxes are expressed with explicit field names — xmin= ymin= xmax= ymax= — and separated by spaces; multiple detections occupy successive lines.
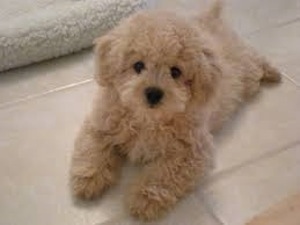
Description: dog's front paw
xmin=128 ymin=185 xmax=177 ymax=221
xmin=71 ymin=175 xmax=105 ymax=200
xmin=71 ymin=168 xmax=117 ymax=200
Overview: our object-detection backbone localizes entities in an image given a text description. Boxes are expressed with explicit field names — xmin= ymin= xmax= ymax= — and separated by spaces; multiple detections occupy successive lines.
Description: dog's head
xmin=94 ymin=10 xmax=221 ymax=118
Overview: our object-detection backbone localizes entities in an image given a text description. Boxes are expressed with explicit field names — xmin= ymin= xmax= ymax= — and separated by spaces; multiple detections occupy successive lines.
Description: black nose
xmin=144 ymin=87 xmax=164 ymax=106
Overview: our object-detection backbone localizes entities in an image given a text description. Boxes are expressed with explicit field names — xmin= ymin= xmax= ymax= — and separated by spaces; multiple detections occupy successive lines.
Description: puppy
xmin=70 ymin=1 xmax=281 ymax=220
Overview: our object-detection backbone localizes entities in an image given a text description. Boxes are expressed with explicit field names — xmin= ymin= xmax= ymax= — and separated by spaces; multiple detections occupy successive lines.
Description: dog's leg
xmin=70 ymin=119 xmax=123 ymax=199
xmin=127 ymin=150 xmax=207 ymax=220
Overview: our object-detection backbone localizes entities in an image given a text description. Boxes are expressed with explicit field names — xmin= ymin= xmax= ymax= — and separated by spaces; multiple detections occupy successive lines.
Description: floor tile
xmin=226 ymin=0 xmax=300 ymax=35
xmin=0 ymin=83 xmax=114 ymax=225
xmin=203 ymin=143 xmax=300 ymax=225
xmin=246 ymin=21 xmax=300 ymax=85
xmin=0 ymin=49 xmax=93 ymax=105
xmin=213 ymin=78 xmax=300 ymax=173
xmin=158 ymin=0 xmax=300 ymax=36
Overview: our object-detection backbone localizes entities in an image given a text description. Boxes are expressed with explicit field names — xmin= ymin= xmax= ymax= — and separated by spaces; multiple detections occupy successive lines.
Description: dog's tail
xmin=207 ymin=0 xmax=223 ymax=20
xmin=200 ymin=0 xmax=223 ymax=22
xmin=261 ymin=62 xmax=282 ymax=83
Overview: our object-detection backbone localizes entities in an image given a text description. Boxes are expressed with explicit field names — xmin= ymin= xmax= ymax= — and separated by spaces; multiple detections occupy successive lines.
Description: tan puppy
xmin=70 ymin=1 xmax=281 ymax=220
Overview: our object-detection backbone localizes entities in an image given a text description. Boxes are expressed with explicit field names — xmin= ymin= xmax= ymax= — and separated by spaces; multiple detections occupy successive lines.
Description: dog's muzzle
xmin=144 ymin=87 xmax=164 ymax=106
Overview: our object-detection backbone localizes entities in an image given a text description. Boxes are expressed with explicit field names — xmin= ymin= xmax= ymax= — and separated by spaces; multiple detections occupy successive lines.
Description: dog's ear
xmin=94 ymin=34 xmax=114 ymax=87
xmin=191 ymin=47 xmax=222 ymax=103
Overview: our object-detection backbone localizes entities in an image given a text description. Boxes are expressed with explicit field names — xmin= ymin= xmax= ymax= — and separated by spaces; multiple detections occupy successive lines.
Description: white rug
xmin=0 ymin=0 xmax=150 ymax=72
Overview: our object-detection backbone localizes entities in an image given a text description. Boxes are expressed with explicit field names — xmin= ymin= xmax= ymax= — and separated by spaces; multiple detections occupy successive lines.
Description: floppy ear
xmin=94 ymin=34 xmax=114 ymax=87
xmin=191 ymin=47 xmax=222 ymax=103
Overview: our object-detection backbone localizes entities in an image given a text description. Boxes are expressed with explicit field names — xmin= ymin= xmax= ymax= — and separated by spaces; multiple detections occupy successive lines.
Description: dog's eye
xmin=170 ymin=66 xmax=182 ymax=79
xmin=133 ymin=61 xmax=145 ymax=74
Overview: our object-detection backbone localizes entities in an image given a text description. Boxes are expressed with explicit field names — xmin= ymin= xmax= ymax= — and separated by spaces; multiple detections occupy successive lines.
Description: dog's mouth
xmin=147 ymin=102 xmax=162 ymax=109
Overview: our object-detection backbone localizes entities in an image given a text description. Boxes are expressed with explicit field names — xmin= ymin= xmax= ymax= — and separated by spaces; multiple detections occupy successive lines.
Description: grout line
xmin=281 ymin=72 xmax=300 ymax=87
xmin=196 ymin=191 xmax=225 ymax=225
xmin=204 ymin=139 xmax=300 ymax=186
xmin=205 ymin=204 xmax=226 ymax=225
xmin=0 ymin=79 xmax=93 ymax=110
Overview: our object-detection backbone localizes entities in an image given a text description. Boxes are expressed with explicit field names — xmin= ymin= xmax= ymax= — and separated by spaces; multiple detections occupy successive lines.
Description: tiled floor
xmin=1 ymin=0 xmax=300 ymax=225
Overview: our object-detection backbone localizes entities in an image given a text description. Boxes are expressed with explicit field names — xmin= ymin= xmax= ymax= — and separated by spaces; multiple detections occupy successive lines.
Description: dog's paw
xmin=128 ymin=186 xmax=177 ymax=221
xmin=71 ymin=169 xmax=116 ymax=200
xmin=71 ymin=175 xmax=106 ymax=200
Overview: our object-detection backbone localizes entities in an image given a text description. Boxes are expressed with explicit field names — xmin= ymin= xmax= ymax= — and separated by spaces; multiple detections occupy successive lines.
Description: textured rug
xmin=0 ymin=0 xmax=150 ymax=72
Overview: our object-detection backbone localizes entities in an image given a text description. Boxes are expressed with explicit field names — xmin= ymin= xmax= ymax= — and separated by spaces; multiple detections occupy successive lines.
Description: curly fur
xmin=70 ymin=1 xmax=281 ymax=220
